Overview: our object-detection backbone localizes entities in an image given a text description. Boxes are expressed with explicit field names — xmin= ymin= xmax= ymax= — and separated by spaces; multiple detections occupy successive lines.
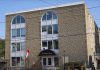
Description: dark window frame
xmin=48 ymin=58 xmax=52 ymax=65
xmin=42 ymin=41 xmax=47 ymax=47
xmin=48 ymin=25 xmax=52 ymax=34
xmin=43 ymin=58 xmax=46 ymax=65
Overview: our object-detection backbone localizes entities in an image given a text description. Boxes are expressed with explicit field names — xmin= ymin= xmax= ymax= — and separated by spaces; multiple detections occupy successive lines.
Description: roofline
xmin=6 ymin=1 xmax=85 ymax=15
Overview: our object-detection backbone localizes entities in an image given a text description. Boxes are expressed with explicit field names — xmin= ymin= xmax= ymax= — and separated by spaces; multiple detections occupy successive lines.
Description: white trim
xmin=11 ymin=23 xmax=25 ymax=29
xmin=42 ymin=57 xmax=54 ymax=66
xmin=10 ymin=15 xmax=26 ymax=67
xmin=6 ymin=1 xmax=84 ymax=15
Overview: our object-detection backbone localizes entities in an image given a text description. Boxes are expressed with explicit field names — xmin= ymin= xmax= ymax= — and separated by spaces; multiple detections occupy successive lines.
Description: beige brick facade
xmin=5 ymin=2 xmax=100 ymax=70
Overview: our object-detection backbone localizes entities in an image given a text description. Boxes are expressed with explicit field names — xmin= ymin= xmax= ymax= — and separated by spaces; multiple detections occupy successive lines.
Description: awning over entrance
xmin=39 ymin=49 xmax=56 ymax=56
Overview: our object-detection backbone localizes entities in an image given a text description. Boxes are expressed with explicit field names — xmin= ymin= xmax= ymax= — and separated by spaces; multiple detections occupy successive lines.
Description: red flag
xmin=25 ymin=49 xmax=30 ymax=61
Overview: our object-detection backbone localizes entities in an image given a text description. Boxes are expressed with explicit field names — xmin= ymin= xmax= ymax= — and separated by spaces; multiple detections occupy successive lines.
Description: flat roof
xmin=6 ymin=1 xmax=84 ymax=15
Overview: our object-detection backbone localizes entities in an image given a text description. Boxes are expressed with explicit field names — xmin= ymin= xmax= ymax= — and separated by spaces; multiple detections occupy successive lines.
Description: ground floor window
xmin=12 ymin=57 xmax=25 ymax=66
xmin=54 ymin=57 xmax=59 ymax=66
xmin=42 ymin=57 xmax=52 ymax=66
xmin=48 ymin=58 xmax=52 ymax=65
xmin=43 ymin=58 xmax=46 ymax=65
xmin=12 ymin=57 xmax=16 ymax=66
xmin=42 ymin=57 xmax=59 ymax=66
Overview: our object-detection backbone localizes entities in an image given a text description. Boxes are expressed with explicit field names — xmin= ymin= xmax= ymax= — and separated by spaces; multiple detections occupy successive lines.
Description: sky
xmin=0 ymin=0 xmax=100 ymax=39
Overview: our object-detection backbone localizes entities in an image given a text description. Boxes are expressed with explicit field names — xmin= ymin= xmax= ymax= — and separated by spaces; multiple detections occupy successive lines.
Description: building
xmin=5 ymin=1 xmax=100 ymax=70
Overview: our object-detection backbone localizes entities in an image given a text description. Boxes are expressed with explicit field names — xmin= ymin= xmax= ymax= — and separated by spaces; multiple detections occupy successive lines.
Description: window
xmin=12 ymin=29 xmax=17 ymax=38
xmin=53 ymin=13 xmax=57 ymax=19
xmin=20 ymin=42 xmax=25 ymax=51
xmin=12 ymin=57 xmax=21 ymax=66
xmin=42 ymin=13 xmax=46 ymax=21
xmin=48 ymin=58 xmax=52 ymax=65
xmin=54 ymin=57 xmax=59 ymax=66
xmin=48 ymin=25 xmax=52 ymax=34
xmin=16 ymin=15 xmax=20 ymax=23
xmin=12 ymin=15 xmax=25 ymax=24
xmin=12 ymin=43 xmax=16 ymax=52
xmin=21 ymin=28 xmax=26 ymax=37
xmin=42 ymin=26 xmax=47 ymax=32
xmin=17 ymin=57 xmax=20 ymax=66
xmin=42 ymin=58 xmax=52 ymax=66
xmin=12 ymin=57 xmax=16 ymax=66
xmin=43 ymin=58 xmax=46 ymax=65
xmin=17 ymin=29 xmax=20 ymax=37
xmin=12 ymin=42 xmax=26 ymax=52
xmin=53 ymin=24 xmax=58 ymax=34
xmin=21 ymin=16 xmax=25 ymax=23
xmin=41 ymin=11 xmax=58 ymax=35
xmin=12 ymin=28 xmax=20 ymax=37
xmin=12 ymin=18 xmax=16 ymax=24
xmin=42 ymin=25 xmax=58 ymax=34
xmin=12 ymin=28 xmax=26 ymax=38
xmin=42 ymin=40 xmax=58 ymax=49
xmin=42 ymin=41 xmax=47 ymax=47
xmin=17 ymin=43 xmax=20 ymax=51
xmin=42 ymin=11 xmax=57 ymax=21
xmin=48 ymin=40 xmax=52 ymax=49
xmin=53 ymin=40 xmax=58 ymax=49
xmin=47 ymin=11 xmax=52 ymax=20
xmin=20 ymin=57 xmax=24 ymax=65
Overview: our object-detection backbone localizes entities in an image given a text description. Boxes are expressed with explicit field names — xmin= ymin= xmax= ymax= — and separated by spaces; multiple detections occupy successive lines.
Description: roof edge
xmin=6 ymin=1 xmax=85 ymax=15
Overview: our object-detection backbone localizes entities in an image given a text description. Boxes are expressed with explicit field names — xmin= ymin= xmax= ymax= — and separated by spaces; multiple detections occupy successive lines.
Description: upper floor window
xmin=42 ymin=39 xmax=58 ymax=50
xmin=42 ymin=24 xmax=58 ymax=34
xmin=12 ymin=28 xmax=26 ymax=38
xmin=42 ymin=11 xmax=57 ymax=21
xmin=41 ymin=11 xmax=58 ymax=35
xmin=12 ymin=42 xmax=25 ymax=52
xmin=12 ymin=15 xmax=25 ymax=24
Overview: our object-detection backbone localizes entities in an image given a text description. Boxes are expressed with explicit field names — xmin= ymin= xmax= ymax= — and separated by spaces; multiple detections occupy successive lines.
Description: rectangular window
xmin=20 ymin=57 xmax=24 ymax=66
xmin=54 ymin=57 xmax=59 ymax=66
xmin=48 ymin=40 xmax=52 ymax=49
xmin=43 ymin=58 xmax=46 ymax=65
xmin=12 ymin=29 xmax=17 ymax=38
xmin=42 ymin=26 xmax=47 ymax=32
xmin=17 ymin=43 xmax=20 ymax=51
xmin=53 ymin=24 xmax=58 ymax=34
xmin=17 ymin=29 xmax=20 ymax=37
xmin=21 ymin=28 xmax=26 ymax=37
xmin=48 ymin=25 xmax=52 ymax=34
xmin=12 ymin=57 xmax=16 ymax=66
xmin=12 ymin=43 xmax=16 ymax=52
xmin=12 ymin=57 xmax=21 ymax=66
xmin=53 ymin=40 xmax=58 ymax=49
xmin=48 ymin=58 xmax=52 ymax=65
xmin=17 ymin=57 xmax=20 ymax=66
xmin=20 ymin=42 xmax=25 ymax=51
xmin=42 ymin=41 xmax=47 ymax=47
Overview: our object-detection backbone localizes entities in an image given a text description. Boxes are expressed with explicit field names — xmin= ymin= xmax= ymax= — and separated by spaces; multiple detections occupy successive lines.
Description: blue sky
xmin=0 ymin=0 xmax=100 ymax=39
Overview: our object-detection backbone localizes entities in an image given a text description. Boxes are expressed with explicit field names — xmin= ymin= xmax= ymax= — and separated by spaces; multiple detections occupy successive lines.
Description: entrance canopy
xmin=39 ymin=49 xmax=56 ymax=56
